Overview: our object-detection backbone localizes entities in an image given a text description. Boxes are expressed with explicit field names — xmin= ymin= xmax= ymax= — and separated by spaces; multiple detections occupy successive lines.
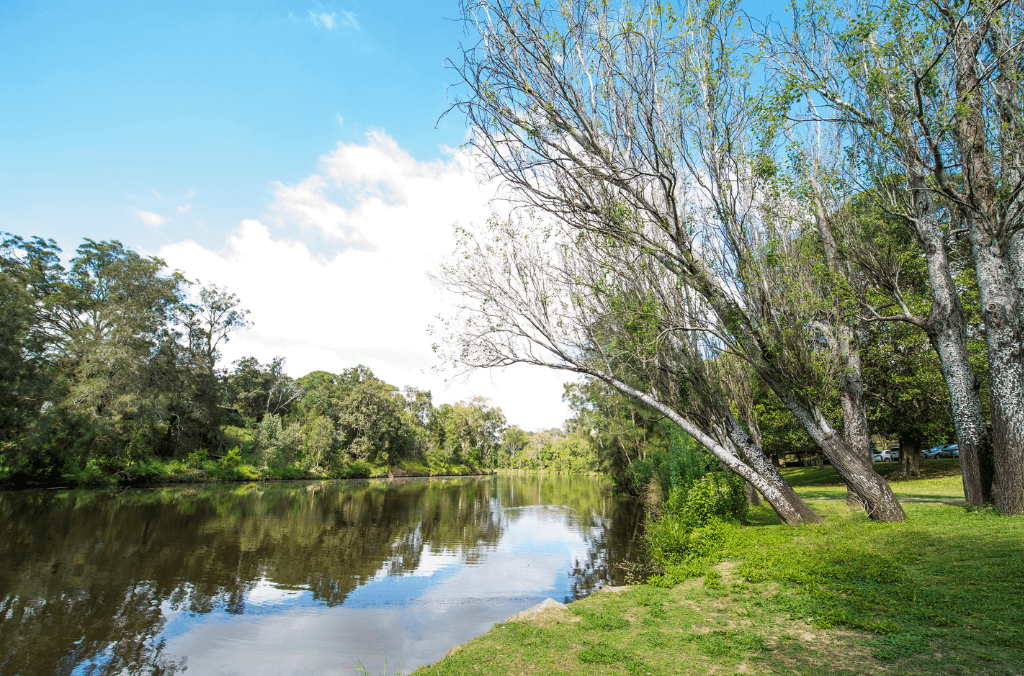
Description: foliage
xmin=0 ymin=233 xmax=571 ymax=484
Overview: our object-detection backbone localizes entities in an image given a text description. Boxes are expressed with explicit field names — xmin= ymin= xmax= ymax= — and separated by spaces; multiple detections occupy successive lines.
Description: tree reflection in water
xmin=0 ymin=475 xmax=642 ymax=676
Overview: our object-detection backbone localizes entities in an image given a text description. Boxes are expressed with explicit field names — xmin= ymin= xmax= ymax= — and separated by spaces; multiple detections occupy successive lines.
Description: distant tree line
xmin=0 ymin=233 xmax=602 ymax=485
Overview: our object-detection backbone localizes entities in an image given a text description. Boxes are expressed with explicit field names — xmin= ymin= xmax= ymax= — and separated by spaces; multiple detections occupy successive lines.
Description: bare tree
xmin=447 ymin=0 xmax=905 ymax=519
xmin=436 ymin=217 xmax=821 ymax=524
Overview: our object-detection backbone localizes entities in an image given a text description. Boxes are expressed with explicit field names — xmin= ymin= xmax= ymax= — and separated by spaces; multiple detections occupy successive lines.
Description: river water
xmin=0 ymin=474 xmax=644 ymax=675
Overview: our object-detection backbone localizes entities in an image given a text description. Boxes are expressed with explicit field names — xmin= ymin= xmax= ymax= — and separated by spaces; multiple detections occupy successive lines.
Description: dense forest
xmin=0 ymin=232 xmax=662 ymax=486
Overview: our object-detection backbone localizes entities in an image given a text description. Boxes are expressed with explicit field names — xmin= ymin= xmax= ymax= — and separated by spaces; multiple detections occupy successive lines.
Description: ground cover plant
xmin=412 ymin=475 xmax=1023 ymax=675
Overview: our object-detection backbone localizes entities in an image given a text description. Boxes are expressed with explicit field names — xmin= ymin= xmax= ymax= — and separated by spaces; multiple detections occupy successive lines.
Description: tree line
xmin=0 ymin=233 xmax=602 ymax=484
xmin=435 ymin=0 xmax=1023 ymax=518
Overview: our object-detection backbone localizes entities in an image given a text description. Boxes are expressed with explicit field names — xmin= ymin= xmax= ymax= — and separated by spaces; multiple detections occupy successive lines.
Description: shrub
xmin=334 ymin=459 xmax=374 ymax=479
xmin=624 ymin=428 xmax=711 ymax=499
xmin=683 ymin=472 xmax=748 ymax=525
xmin=186 ymin=448 xmax=208 ymax=468
xmin=220 ymin=446 xmax=243 ymax=468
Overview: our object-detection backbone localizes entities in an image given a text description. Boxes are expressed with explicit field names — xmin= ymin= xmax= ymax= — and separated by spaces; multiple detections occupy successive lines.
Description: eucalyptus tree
xmin=762 ymin=0 xmax=1023 ymax=512
xmin=181 ymin=284 xmax=250 ymax=373
xmin=448 ymin=0 xmax=904 ymax=518
xmin=437 ymin=216 xmax=822 ymax=524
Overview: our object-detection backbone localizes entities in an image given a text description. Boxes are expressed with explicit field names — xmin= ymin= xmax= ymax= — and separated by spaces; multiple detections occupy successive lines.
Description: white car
xmin=872 ymin=450 xmax=893 ymax=462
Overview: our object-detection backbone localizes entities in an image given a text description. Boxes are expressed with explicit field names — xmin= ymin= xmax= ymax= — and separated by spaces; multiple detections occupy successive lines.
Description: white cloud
xmin=177 ymin=190 xmax=195 ymax=213
xmin=158 ymin=133 xmax=572 ymax=431
xmin=338 ymin=10 xmax=359 ymax=29
xmin=131 ymin=208 xmax=171 ymax=226
xmin=310 ymin=10 xmax=336 ymax=29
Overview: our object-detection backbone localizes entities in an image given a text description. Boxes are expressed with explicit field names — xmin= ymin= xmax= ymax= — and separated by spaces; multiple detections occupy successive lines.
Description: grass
xmin=412 ymin=491 xmax=1023 ymax=675
xmin=781 ymin=460 xmax=967 ymax=500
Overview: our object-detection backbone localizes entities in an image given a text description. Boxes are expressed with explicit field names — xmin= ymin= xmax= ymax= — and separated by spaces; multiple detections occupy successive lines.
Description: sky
xmin=0 ymin=0 xmax=576 ymax=431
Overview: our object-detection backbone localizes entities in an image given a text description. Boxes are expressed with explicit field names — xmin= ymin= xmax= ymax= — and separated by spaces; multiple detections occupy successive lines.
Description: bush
xmin=644 ymin=469 xmax=746 ymax=583
xmin=681 ymin=472 xmax=748 ymax=525
xmin=623 ymin=428 xmax=711 ymax=498
xmin=220 ymin=446 xmax=243 ymax=468
xmin=186 ymin=448 xmax=208 ymax=468
xmin=333 ymin=459 xmax=374 ymax=479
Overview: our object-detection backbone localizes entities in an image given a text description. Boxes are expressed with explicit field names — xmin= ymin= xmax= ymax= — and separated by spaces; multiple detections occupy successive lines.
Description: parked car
xmin=938 ymin=444 xmax=959 ymax=458
xmin=923 ymin=445 xmax=947 ymax=459
xmin=889 ymin=447 xmax=901 ymax=460
xmin=872 ymin=450 xmax=892 ymax=462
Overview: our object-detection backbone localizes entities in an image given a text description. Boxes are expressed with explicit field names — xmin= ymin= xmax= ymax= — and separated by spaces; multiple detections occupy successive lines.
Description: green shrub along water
xmin=635 ymin=430 xmax=750 ymax=586
xmin=621 ymin=427 xmax=711 ymax=497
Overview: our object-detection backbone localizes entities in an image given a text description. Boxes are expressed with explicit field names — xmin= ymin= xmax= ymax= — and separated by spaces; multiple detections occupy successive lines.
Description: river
xmin=0 ymin=474 xmax=644 ymax=675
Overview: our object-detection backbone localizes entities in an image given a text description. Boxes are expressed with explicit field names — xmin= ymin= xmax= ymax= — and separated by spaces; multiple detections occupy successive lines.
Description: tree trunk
xmin=968 ymin=228 xmax=1024 ymax=514
xmin=839 ymin=336 xmax=872 ymax=508
xmin=692 ymin=260 xmax=905 ymax=521
xmin=897 ymin=435 xmax=921 ymax=479
xmin=951 ymin=22 xmax=1024 ymax=515
xmin=909 ymin=167 xmax=995 ymax=506
xmin=744 ymin=482 xmax=762 ymax=507
xmin=810 ymin=192 xmax=875 ymax=509
xmin=592 ymin=372 xmax=822 ymax=525
xmin=724 ymin=413 xmax=820 ymax=524
xmin=771 ymin=384 xmax=906 ymax=522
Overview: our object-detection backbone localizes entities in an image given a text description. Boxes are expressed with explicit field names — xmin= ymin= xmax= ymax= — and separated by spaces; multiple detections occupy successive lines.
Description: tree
xmin=337 ymin=376 xmax=408 ymax=464
xmin=863 ymin=320 xmax=956 ymax=478
xmin=0 ymin=236 xmax=212 ymax=470
xmin=225 ymin=356 xmax=302 ymax=422
xmin=181 ymin=284 xmax=249 ymax=372
xmin=403 ymin=387 xmax=434 ymax=427
xmin=564 ymin=377 xmax=672 ymax=486
xmin=499 ymin=425 xmax=530 ymax=467
xmin=437 ymin=217 xmax=822 ymax=524
xmin=0 ymin=271 xmax=36 ymax=439
xmin=444 ymin=0 xmax=903 ymax=519
xmin=761 ymin=0 xmax=1023 ymax=512
xmin=438 ymin=397 xmax=507 ymax=465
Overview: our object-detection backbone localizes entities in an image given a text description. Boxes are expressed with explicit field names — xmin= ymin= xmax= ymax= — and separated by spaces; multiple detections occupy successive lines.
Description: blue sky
xmin=1 ymin=0 xmax=469 ymax=252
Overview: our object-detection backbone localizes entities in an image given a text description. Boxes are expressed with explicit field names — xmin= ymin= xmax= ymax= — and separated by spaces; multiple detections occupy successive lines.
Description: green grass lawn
xmin=412 ymin=498 xmax=1023 ymax=676
xmin=781 ymin=460 xmax=967 ymax=500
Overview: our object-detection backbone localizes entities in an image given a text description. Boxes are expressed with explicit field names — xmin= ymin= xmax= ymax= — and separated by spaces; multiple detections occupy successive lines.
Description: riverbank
xmin=412 ymin=474 xmax=1023 ymax=675
xmin=0 ymin=454 xmax=495 ymax=490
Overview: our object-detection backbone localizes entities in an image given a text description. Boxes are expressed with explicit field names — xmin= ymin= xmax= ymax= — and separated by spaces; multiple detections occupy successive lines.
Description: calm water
xmin=0 ymin=474 xmax=644 ymax=675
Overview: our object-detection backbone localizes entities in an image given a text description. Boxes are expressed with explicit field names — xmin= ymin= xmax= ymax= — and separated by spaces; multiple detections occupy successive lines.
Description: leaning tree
xmin=444 ymin=0 xmax=905 ymax=519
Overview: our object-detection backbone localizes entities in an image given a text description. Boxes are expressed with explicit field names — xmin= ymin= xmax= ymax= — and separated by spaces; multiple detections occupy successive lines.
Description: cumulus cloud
xmin=132 ymin=208 xmax=171 ymax=226
xmin=158 ymin=133 xmax=572 ymax=430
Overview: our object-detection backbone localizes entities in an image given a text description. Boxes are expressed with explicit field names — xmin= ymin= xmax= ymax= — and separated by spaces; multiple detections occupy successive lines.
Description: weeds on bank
xmin=28 ymin=450 xmax=492 ymax=488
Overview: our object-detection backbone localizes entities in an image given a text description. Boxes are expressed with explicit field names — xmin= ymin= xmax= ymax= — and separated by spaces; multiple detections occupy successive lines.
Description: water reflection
xmin=0 ymin=475 xmax=643 ymax=675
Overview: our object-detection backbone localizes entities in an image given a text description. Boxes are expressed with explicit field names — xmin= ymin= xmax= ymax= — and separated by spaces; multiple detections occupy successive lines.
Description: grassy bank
xmin=779 ymin=460 xmax=968 ymax=500
xmin=413 ymin=474 xmax=1023 ymax=675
